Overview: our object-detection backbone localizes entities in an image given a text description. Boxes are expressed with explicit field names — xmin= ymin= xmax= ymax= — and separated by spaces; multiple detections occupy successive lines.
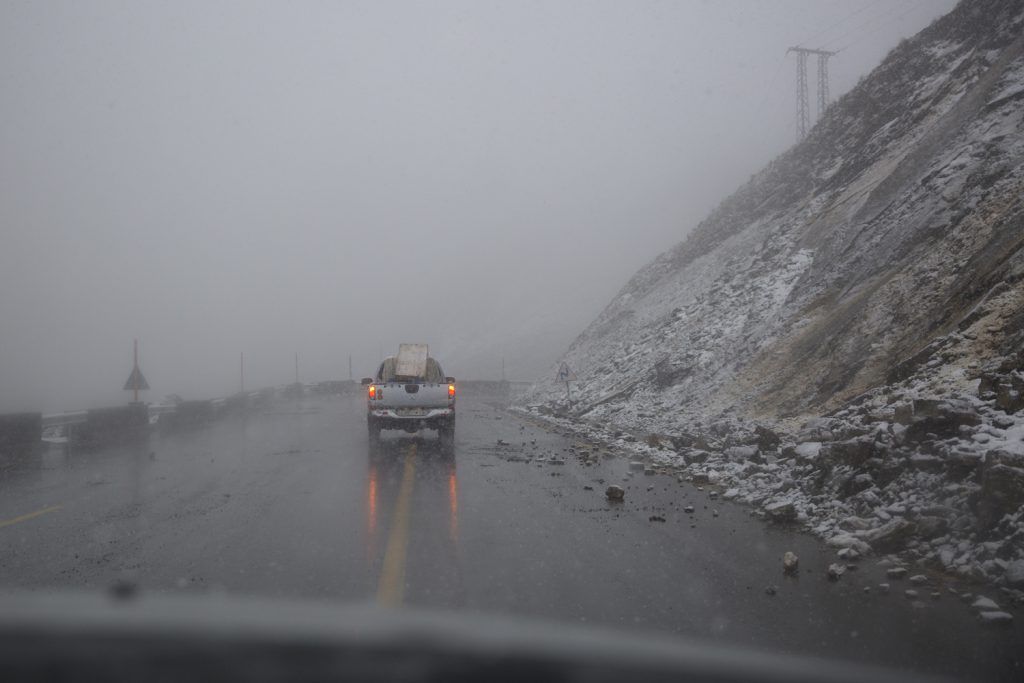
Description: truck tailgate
xmin=377 ymin=383 xmax=449 ymax=409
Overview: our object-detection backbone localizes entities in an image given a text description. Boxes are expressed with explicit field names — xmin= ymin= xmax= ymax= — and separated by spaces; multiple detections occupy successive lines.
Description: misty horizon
xmin=0 ymin=0 xmax=955 ymax=413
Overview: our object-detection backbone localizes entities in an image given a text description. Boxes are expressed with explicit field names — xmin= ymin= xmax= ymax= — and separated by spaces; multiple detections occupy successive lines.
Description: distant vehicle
xmin=363 ymin=344 xmax=455 ymax=442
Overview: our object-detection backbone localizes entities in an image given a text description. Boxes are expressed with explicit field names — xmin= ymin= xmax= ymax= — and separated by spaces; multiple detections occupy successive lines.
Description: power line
xmin=751 ymin=52 xmax=789 ymax=119
xmin=838 ymin=0 xmax=936 ymax=51
xmin=828 ymin=0 xmax=931 ymax=52
xmin=797 ymin=0 xmax=887 ymax=48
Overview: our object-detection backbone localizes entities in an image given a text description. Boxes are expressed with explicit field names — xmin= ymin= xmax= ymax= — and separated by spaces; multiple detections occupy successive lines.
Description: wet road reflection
xmin=365 ymin=434 xmax=459 ymax=607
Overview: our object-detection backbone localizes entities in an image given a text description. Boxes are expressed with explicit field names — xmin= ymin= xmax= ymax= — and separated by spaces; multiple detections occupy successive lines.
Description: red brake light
xmin=368 ymin=384 xmax=377 ymax=399
xmin=448 ymin=384 xmax=455 ymax=398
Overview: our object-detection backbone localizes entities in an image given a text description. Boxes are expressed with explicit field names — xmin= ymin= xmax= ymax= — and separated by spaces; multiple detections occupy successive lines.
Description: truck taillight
xmin=448 ymin=384 xmax=456 ymax=398
xmin=368 ymin=384 xmax=377 ymax=399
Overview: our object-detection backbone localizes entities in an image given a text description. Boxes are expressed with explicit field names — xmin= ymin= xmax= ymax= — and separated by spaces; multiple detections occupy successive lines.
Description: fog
xmin=0 ymin=0 xmax=955 ymax=412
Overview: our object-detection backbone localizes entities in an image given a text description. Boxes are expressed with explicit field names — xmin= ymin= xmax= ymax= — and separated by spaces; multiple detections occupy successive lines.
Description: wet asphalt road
xmin=0 ymin=390 xmax=1021 ymax=681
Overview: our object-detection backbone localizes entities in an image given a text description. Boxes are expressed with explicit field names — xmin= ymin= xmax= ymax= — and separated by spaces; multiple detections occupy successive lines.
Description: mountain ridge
xmin=528 ymin=0 xmax=1024 ymax=422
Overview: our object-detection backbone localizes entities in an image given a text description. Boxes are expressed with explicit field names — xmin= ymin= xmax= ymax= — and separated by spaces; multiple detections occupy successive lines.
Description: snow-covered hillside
xmin=521 ymin=0 xmax=1024 ymax=592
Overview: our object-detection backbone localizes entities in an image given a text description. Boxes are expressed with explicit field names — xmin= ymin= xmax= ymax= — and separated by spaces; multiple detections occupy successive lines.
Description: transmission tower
xmin=789 ymin=48 xmax=810 ymax=140
xmin=817 ymin=52 xmax=832 ymax=118
xmin=787 ymin=46 xmax=836 ymax=141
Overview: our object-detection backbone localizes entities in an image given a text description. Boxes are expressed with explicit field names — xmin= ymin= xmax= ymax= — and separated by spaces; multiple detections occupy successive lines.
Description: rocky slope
xmin=521 ymin=0 xmax=1024 ymax=596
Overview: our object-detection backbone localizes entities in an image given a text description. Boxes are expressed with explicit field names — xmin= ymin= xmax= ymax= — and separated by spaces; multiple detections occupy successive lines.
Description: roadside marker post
xmin=123 ymin=339 xmax=150 ymax=404
xmin=557 ymin=362 xmax=577 ymax=407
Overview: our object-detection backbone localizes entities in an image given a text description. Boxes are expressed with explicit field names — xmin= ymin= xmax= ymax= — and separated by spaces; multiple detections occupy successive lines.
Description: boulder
xmin=996 ymin=383 xmax=1023 ymax=414
xmin=755 ymin=425 xmax=782 ymax=451
xmin=988 ymin=449 xmax=1024 ymax=468
xmin=944 ymin=450 xmax=982 ymax=480
xmin=1004 ymin=559 xmax=1024 ymax=588
xmin=725 ymin=445 xmax=760 ymax=462
xmin=971 ymin=596 xmax=1000 ymax=611
xmin=865 ymin=518 xmax=917 ymax=553
xmin=793 ymin=442 xmax=822 ymax=461
xmin=837 ymin=547 xmax=860 ymax=561
xmin=783 ymin=551 xmax=799 ymax=574
xmin=974 ymin=464 xmax=1024 ymax=528
xmin=995 ymin=370 xmax=1024 ymax=413
xmin=905 ymin=399 xmax=981 ymax=441
xmin=840 ymin=473 xmax=875 ymax=497
xmin=764 ymin=500 xmax=797 ymax=523
xmin=820 ymin=437 xmax=876 ymax=466
xmin=799 ymin=418 xmax=835 ymax=442
xmin=914 ymin=515 xmax=949 ymax=539
xmin=669 ymin=432 xmax=698 ymax=450
xmin=909 ymin=454 xmax=943 ymax=472
xmin=979 ymin=611 xmax=1014 ymax=626
xmin=827 ymin=563 xmax=846 ymax=580
xmin=893 ymin=403 xmax=914 ymax=425
xmin=605 ymin=485 xmax=625 ymax=501
xmin=827 ymin=533 xmax=871 ymax=555
xmin=685 ymin=449 xmax=711 ymax=464
xmin=838 ymin=516 xmax=873 ymax=531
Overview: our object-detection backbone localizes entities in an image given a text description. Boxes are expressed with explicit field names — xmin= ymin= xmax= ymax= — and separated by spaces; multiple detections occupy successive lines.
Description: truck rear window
xmin=377 ymin=357 xmax=445 ymax=383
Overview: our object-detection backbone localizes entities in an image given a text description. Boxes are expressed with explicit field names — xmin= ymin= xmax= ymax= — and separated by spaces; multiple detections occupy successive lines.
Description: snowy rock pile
xmin=518 ymin=344 xmax=1024 ymax=597
xmin=782 ymin=366 xmax=1024 ymax=591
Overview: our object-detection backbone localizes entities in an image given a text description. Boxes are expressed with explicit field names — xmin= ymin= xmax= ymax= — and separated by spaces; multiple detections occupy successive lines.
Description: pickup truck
xmin=363 ymin=344 xmax=455 ymax=442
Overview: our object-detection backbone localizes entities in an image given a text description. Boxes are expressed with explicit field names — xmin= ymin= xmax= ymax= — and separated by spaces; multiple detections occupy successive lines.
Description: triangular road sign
xmin=556 ymin=362 xmax=577 ymax=382
xmin=123 ymin=366 xmax=150 ymax=391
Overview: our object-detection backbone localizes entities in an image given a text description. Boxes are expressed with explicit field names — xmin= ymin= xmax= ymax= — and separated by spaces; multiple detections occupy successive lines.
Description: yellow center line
xmin=377 ymin=443 xmax=417 ymax=607
xmin=0 ymin=505 xmax=62 ymax=529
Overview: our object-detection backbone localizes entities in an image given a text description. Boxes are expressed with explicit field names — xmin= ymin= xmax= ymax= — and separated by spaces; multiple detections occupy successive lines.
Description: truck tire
xmin=439 ymin=418 xmax=455 ymax=443
xmin=368 ymin=417 xmax=381 ymax=443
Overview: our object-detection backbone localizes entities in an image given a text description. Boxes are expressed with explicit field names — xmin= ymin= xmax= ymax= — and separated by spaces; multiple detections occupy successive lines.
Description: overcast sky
xmin=0 ymin=0 xmax=956 ymax=411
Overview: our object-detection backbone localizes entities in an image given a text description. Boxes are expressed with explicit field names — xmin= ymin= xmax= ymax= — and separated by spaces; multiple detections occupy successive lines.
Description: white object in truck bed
xmin=395 ymin=344 xmax=429 ymax=379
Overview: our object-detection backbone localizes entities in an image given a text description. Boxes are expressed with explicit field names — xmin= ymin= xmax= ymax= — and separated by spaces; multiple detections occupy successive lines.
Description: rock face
xmin=520 ymin=0 xmax=1024 ymax=593
xmin=525 ymin=0 xmax=1024 ymax=444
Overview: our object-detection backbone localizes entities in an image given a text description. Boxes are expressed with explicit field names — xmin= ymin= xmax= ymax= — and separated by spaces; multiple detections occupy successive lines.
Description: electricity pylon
xmin=787 ymin=46 xmax=836 ymax=141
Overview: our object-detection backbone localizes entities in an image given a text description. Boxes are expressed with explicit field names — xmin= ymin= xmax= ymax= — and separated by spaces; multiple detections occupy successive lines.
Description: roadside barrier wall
xmin=160 ymin=400 xmax=213 ymax=432
xmin=76 ymin=405 xmax=149 ymax=446
xmin=0 ymin=412 xmax=43 ymax=452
